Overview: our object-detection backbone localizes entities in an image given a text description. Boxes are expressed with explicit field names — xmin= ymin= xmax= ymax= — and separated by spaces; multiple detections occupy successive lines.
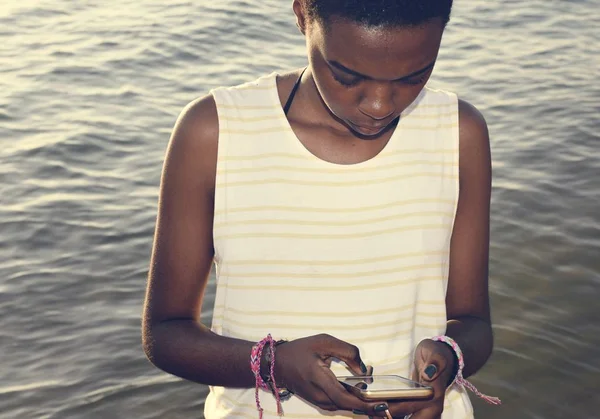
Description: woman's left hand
xmin=384 ymin=339 xmax=456 ymax=419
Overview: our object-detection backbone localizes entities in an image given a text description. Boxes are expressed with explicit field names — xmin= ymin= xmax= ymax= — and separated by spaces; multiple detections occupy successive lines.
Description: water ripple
xmin=1 ymin=0 xmax=599 ymax=418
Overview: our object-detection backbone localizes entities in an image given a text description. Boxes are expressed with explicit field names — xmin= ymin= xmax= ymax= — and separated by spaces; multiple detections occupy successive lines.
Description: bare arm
xmin=352 ymin=100 xmax=496 ymax=419
xmin=444 ymin=99 xmax=494 ymax=378
xmin=142 ymin=95 xmax=257 ymax=388
xmin=141 ymin=96 xmax=378 ymax=416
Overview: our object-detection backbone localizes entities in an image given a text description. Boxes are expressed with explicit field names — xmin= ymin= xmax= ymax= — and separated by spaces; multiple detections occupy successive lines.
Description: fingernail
xmin=425 ymin=364 xmax=437 ymax=379
xmin=353 ymin=410 xmax=366 ymax=415
xmin=360 ymin=361 xmax=368 ymax=374
xmin=374 ymin=404 xmax=388 ymax=412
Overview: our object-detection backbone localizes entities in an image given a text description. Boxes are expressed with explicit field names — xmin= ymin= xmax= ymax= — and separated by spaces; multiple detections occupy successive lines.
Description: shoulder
xmin=163 ymin=94 xmax=219 ymax=194
xmin=172 ymin=94 xmax=219 ymax=149
xmin=458 ymin=99 xmax=489 ymax=145
xmin=457 ymin=99 xmax=491 ymax=184
xmin=275 ymin=68 xmax=306 ymax=107
xmin=457 ymin=99 xmax=490 ymax=163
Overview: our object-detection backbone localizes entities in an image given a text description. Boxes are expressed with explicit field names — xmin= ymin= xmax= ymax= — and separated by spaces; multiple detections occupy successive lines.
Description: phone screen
xmin=338 ymin=375 xmax=428 ymax=392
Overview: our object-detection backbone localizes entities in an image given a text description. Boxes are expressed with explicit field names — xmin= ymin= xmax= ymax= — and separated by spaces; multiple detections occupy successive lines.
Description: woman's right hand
xmin=274 ymin=334 xmax=386 ymax=415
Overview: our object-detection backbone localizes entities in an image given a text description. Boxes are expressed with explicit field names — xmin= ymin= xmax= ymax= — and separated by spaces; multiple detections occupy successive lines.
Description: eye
xmin=332 ymin=72 xmax=361 ymax=88
xmin=401 ymin=75 xmax=427 ymax=86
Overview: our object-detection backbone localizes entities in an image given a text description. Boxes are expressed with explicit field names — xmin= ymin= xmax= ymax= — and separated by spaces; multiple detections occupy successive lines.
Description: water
xmin=1 ymin=1 xmax=599 ymax=418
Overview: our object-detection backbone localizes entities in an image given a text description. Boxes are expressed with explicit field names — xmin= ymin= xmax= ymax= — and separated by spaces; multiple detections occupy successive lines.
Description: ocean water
xmin=1 ymin=0 xmax=599 ymax=418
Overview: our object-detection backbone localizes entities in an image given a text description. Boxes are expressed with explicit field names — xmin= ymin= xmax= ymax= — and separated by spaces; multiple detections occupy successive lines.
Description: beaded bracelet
xmin=432 ymin=335 xmax=501 ymax=405
xmin=250 ymin=334 xmax=286 ymax=418
xmin=263 ymin=340 xmax=293 ymax=400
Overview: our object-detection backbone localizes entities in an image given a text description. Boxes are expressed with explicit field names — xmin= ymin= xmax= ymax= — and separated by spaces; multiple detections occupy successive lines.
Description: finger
xmin=367 ymin=365 xmax=374 ymax=376
xmin=317 ymin=371 xmax=385 ymax=414
xmin=414 ymin=341 xmax=450 ymax=383
xmin=303 ymin=381 xmax=338 ymax=412
xmin=319 ymin=377 xmax=370 ymax=413
xmin=320 ymin=334 xmax=369 ymax=375
xmin=293 ymin=365 xmax=339 ymax=412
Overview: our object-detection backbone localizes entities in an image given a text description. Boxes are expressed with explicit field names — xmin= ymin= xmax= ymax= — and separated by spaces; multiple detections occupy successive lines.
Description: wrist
xmin=431 ymin=335 xmax=502 ymax=405
xmin=261 ymin=339 xmax=288 ymax=388
xmin=259 ymin=344 xmax=270 ymax=380
xmin=251 ymin=335 xmax=290 ymax=416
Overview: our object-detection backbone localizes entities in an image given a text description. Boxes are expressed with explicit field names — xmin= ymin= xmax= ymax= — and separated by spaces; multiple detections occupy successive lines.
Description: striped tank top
xmin=205 ymin=72 xmax=474 ymax=419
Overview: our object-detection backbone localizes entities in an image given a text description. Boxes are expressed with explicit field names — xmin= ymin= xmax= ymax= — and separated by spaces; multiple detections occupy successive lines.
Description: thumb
xmin=323 ymin=335 xmax=370 ymax=376
xmin=415 ymin=342 xmax=448 ymax=383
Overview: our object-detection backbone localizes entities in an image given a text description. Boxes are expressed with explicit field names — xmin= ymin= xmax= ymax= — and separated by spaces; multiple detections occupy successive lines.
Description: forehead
xmin=313 ymin=18 xmax=445 ymax=79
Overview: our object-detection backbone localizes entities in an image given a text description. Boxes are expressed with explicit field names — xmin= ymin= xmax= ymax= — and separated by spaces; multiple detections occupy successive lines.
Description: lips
xmin=349 ymin=122 xmax=387 ymax=136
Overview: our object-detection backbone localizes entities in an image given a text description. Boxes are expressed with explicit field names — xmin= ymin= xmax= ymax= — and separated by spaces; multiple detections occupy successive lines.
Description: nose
xmin=358 ymin=83 xmax=395 ymax=120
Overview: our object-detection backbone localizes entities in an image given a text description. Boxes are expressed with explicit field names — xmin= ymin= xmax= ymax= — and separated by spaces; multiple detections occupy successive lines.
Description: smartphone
xmin=337 ymin=375 xmax=434 ymax=401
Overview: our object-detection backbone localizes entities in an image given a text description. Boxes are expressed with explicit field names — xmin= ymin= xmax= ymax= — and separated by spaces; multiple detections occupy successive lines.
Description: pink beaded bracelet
xmin=250 ymin=334 xmax=285 ymax=418
xmin=432 ymin=335 xmax=502 ymax=405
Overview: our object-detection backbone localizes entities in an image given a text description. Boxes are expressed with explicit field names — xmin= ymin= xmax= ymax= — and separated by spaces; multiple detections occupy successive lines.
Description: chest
xmin=213 ymin=162 xmax=457 ymax=269
xmin=288 ymin=119 xmax=396 ymax=165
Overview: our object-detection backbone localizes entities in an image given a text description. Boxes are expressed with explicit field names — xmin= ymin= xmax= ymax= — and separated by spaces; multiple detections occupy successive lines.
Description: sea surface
xmin=1 ymin=0 xmax=599 ymax=418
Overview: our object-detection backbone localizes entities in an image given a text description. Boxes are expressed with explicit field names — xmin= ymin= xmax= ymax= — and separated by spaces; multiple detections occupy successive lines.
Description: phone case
xmin=338 ymin=375 xmax=434 ymax=401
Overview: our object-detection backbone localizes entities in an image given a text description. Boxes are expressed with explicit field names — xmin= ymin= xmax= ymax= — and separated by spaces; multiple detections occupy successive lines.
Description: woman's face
xmin=302 ymin=15 xmax=445 ymax=137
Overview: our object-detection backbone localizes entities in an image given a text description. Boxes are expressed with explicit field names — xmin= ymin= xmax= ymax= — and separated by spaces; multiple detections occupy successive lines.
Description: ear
xmin=292 ymin=0 xmax=308 ymax=35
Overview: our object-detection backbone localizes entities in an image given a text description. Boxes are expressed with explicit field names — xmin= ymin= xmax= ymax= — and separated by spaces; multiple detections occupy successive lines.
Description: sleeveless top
xmin=205 ymin=72 xmax=474 ymax=419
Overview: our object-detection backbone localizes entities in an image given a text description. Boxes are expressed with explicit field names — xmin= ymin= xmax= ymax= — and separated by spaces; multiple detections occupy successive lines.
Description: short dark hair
xmin=302 ymin=0 xmax=454 ymax=28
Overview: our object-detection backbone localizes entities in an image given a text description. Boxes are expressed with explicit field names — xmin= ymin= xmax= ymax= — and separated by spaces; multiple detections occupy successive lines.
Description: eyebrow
xmin=328 ymin=59 xmax=437 ymax=82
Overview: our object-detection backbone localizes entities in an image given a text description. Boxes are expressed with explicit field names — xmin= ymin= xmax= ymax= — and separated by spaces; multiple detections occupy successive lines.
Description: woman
xmin=142 ymin=1 xmax=499 ymax=418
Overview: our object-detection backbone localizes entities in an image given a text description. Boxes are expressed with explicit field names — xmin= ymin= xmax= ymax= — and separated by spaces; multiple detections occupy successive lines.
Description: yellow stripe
xmin=210 ymin=365 xmax=470 ymax=414
xmin=217 ymin=110 xmax=456 ymax=123
xmin=385 ymin=147 xmax=456 ymax=158
xmin=216 ymin=316 xmax=403 ymax=331
xmin=403 ymin=101 xmax=456 ymax=109
xmin=215 ymin=301 xmax=449 ymax=313
xmin=211 ymin=301 xmax=444 ymax=317
xmin=376 ymin=352 xmax=412 ymax=365
xmin=215 ymin=391 xmax=468 ymax=418
xmin=220 ymin=123 xmax=458 ymax=135
xmin=218 ymin=149 xmax=455 ymax=162
xmin=417 ymin=299 xmax=448 ymax=306
xmin=417 ymin=311 xmax=448 ymax=318
xmin=216 ymin=161 xmax=457 ymax=176
xmin=220 ymin=263 xmax=442 ymax=279
xmin=218 ymin=114 xmax=284 ymax=123
xmin=401 ymin=109 xmax=456 ymax=119
xmin=216 ymin=173 xmax=458 ymax=188
xmin=373 ymin=366 xmax=461 ymax=382
xmin=233 ymin=85 xmax=273 ymax=91
xmin=218 ymin=393 xmax=344 ymax=419
xmin=215 ymin=223 xmax=447 ymax=240
xmin=215 ymin=315 xmax=444 ymax=331
xmin=216 ymin=103 xmax=281 ymax=110
xmin=219 ymin=327 xmax=440 ymax=345
xmin=219 ymin=388 xmax=465 ymax=415
xmin=220 ymin=152 xmax=307 ymax=161
xmin=215 ymin=198 xmax=454 ymax=216
xmin=214 ymin=211 xmax=451 ymax=229
xmin=222 ymin=275 xmax=441 ymax=292
xmin=220 ymin=250 xmax=445 ymax=267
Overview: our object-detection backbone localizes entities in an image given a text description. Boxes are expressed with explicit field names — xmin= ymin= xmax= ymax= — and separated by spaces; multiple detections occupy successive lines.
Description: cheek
xmin=313 ymin=75 xmax=357 ymax=118
xmin=398 ymin=87 xmax=425 ymax=109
